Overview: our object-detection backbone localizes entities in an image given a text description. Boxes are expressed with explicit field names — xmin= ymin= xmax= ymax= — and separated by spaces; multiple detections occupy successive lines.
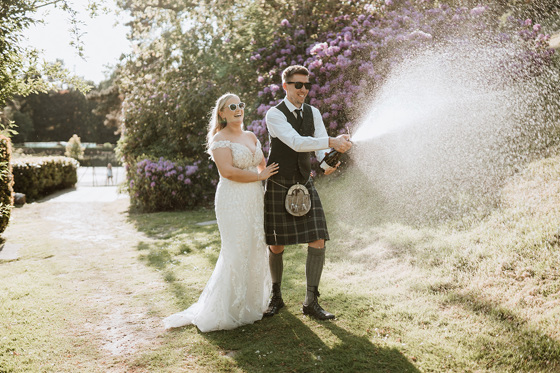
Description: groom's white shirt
xmin=266 ymin=97 xmax=330 ymax=162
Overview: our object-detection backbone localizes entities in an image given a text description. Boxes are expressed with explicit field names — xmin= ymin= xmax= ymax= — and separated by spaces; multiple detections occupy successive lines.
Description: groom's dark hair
xmin=282 ymin=65 xmax=309 ymax=83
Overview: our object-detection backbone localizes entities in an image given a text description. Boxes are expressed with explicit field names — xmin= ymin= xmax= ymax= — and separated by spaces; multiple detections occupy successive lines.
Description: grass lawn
xmin=2 ymin=154 xmax=560 ymax=372
xmin=124 ymin=154 xmax=560 ymax=372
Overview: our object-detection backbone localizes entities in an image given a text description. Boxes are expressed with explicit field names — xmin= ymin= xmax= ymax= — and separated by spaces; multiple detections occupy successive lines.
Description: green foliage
xmin=0 ymin=0 xmax=37 ymax=105
xmin=0 ymin=135 xmax=14 ymax=234
xmin=0 ymin=1 xmax=92 ymax=107
xmin=115 ymin=0 xmax=558 ymax=213
xmin=11 ymin=88 xmax=119 ymax=143
xmin=87 ymin=82 xmax=122 ymax=132
xmin=64 ymin=134 xmax=84 ymax=160
xmin=11 ymin=156 xmax=78 ymax=201
xmin=11 ymin=110 xmax=33 ymax=142
xmin=0 ymin=0 xmax=119 ymax=131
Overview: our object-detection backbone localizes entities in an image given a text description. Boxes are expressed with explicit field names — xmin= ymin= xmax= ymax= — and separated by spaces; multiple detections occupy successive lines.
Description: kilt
xmin=264 ymin=176 xmax=329 ymax=246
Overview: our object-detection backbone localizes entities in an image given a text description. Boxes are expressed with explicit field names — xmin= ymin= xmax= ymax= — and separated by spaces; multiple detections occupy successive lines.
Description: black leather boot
xmin=263 ymin=283 xmax=284 ymax=317
xmin=302 ymin=286 xmax=335 ymax=320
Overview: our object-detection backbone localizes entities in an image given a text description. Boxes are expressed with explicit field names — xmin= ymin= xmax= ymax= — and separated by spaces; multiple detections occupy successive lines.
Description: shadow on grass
xmin=126 ymin=208 xmax=217 ymax=239
xmin=129 ymin=209 xmax=420 ymax=372
xmin=136 ymin=240 xmax=205 ymax=310
xmin=446 ymin=291 xmax=560 ymax=372
xmin=203 ymin=311 xmax=420 ymax=373
xmin=196 ymin=245 xmax=418 ymax=372
xmin=130 ymin=208 xmax=222 ymax=310
xmin=129 ymin=209 xmax=418 ymax=371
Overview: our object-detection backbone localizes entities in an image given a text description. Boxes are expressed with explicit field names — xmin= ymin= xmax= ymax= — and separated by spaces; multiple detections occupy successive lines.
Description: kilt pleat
xmin=264 ymin=176 xmax=329 ymax=246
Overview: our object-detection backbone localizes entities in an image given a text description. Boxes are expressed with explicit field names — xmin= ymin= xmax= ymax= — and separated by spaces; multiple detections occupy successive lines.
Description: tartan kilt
xmin=264 ymin=176 xmax=329 ymax=246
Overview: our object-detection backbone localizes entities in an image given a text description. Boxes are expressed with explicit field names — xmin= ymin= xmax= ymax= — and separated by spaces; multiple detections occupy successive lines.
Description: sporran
xmin=284 ymin=183 xmax=311 ymax=216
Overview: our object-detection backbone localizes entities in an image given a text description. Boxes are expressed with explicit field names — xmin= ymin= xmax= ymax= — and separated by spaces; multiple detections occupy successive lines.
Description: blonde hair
xmin=207 ymin=93 xmax=238 ymax=147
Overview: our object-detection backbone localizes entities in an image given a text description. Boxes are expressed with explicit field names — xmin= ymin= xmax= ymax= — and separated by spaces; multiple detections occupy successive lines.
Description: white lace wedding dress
xmin=163 ymin=140 xmax=271 ymax=332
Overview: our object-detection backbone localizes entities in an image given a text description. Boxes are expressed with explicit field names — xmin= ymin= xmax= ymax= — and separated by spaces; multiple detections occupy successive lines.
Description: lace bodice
xmin=209 ymin=140 xmax=263 ymax=171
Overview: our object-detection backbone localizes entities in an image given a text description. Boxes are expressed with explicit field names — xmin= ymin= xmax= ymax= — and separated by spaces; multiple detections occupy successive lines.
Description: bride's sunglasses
xmin=227 ymin=102 xmax=245 ymax=111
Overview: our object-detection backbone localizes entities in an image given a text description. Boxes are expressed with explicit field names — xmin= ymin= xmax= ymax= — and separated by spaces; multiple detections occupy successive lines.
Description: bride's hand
xmin=258 ymin=163 xmax=279 ymax=180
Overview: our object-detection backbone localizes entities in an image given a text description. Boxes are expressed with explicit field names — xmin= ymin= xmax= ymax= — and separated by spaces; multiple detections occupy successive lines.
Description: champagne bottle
xmin=320 ymin=148 xmax=342 ymax=170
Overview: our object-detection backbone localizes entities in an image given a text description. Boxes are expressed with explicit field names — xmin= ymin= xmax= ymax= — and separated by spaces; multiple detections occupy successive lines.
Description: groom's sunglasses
xmin=228 ymin=102 xmax=245 ymax=111
xmin=286 ymin=82 xmax=312 ymax=90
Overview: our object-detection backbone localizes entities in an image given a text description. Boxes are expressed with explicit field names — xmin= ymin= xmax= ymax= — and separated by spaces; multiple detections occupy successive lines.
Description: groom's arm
xmin=266 ymin=107 xmax=329 ymax=153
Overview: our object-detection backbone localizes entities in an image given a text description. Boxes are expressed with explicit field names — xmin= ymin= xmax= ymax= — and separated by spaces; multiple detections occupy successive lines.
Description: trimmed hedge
xmin=0 ymin=135 xmax=14 ymax=234
xmin=12 ymin=156 xmax=79 ymax=201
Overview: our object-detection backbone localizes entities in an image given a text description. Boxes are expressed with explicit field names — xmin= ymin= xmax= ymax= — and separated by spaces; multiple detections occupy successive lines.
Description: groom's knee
xmin=308 ymin=239 xmax=325 ymax=249
xmin=269 ymin=245 xmax=284 ymax=254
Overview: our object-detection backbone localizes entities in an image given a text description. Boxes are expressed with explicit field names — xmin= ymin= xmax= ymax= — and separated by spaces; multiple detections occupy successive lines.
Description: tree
xmin=1 ymin=0 xmax=38 ymax=106
xmin=87 ymin=75 xmax=123 ymax=133
xmin=10 ymin=110 xmax=33 ymax=143
xmin=114 ymin=0 xmax=558 ymax=212
xmin=12 ymin=87 xmax=119 ymax=143
xmin=0 ymin=0 xmax=105 ymax=127
xmin=65 ymin=134 xmax=84 ymax=160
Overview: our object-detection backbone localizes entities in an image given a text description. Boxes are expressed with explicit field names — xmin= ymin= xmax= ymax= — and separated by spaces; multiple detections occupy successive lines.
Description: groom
xmin=263 ymin=65 xmax=352 ymax=320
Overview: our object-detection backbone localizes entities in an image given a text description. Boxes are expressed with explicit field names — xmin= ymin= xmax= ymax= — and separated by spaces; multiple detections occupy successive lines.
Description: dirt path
xmin=3 ymin=174 xmax=170 ymax=372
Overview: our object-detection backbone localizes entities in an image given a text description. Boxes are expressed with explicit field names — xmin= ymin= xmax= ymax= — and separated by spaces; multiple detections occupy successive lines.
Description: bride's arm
xmin=211 ymin=147 xmax=278 ymax=182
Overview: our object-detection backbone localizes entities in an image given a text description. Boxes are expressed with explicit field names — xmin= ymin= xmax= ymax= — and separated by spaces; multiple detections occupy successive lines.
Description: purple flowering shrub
xmin=506 ymin=18 xmax=556 ymax=77
xmin=249 ymin=0 xmax=555 ymax=148
xmin=119 ymin=0 xmax=555 ymax=212
xmin=247 ymin=23 xmax=311 ymax=156
xmin=127 ymin=157 xmax=216 ymax=212
xmin=119 ymin=58 xmax=222 ymax=211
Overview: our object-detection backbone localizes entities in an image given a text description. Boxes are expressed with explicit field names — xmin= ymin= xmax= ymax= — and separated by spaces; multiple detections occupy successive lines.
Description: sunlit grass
xmin=121 ymin=154 xmax=560 ymax=372
xmin=3 ymin=154 xmax=560 ymax=372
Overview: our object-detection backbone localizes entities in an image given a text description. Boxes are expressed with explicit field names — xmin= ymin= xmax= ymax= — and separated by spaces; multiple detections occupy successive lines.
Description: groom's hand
xmin=329 ymin=135 xmax=352 ymax=153
xmin=324 ymin=161 xmax=341 ymax=175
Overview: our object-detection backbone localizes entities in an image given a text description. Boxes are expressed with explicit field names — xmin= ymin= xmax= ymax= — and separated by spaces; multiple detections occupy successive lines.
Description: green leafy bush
xmin=0 ymin=135 xmax=14 ymax=234
xmin=12 ymin=156 xmax=78 ymax=201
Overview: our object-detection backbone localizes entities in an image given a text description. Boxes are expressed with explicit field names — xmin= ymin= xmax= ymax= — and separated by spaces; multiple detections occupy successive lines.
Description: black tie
xmin=295 ymin=109 xmax=302 ymax=122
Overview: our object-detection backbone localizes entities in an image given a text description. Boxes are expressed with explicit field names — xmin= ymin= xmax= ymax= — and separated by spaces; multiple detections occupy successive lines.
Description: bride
xmin=163 ymin=93 xmax=279 ymax=332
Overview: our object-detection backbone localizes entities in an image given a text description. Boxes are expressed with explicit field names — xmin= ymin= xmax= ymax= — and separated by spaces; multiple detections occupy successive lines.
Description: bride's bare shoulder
xmin=244 ymin=131 xmax=258 ymax=142
xmin=211 ymin=131 xmax=230 ymax=143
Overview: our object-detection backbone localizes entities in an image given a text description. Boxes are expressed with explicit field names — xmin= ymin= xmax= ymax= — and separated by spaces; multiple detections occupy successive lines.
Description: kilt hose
xmin=264 ymin=176 xmax=329 ymax=246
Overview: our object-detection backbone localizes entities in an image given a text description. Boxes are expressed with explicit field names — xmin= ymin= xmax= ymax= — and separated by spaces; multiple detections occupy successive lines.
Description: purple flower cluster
xmin=136 ymin=158 xmax=197 ymax=186
xmin=127 ymin=157 xmax=216 ymax=212
xmin=508 ymin=18 xmax=556 ymax=77
xmin=248 ymin=0 xmax=555 ymax=147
